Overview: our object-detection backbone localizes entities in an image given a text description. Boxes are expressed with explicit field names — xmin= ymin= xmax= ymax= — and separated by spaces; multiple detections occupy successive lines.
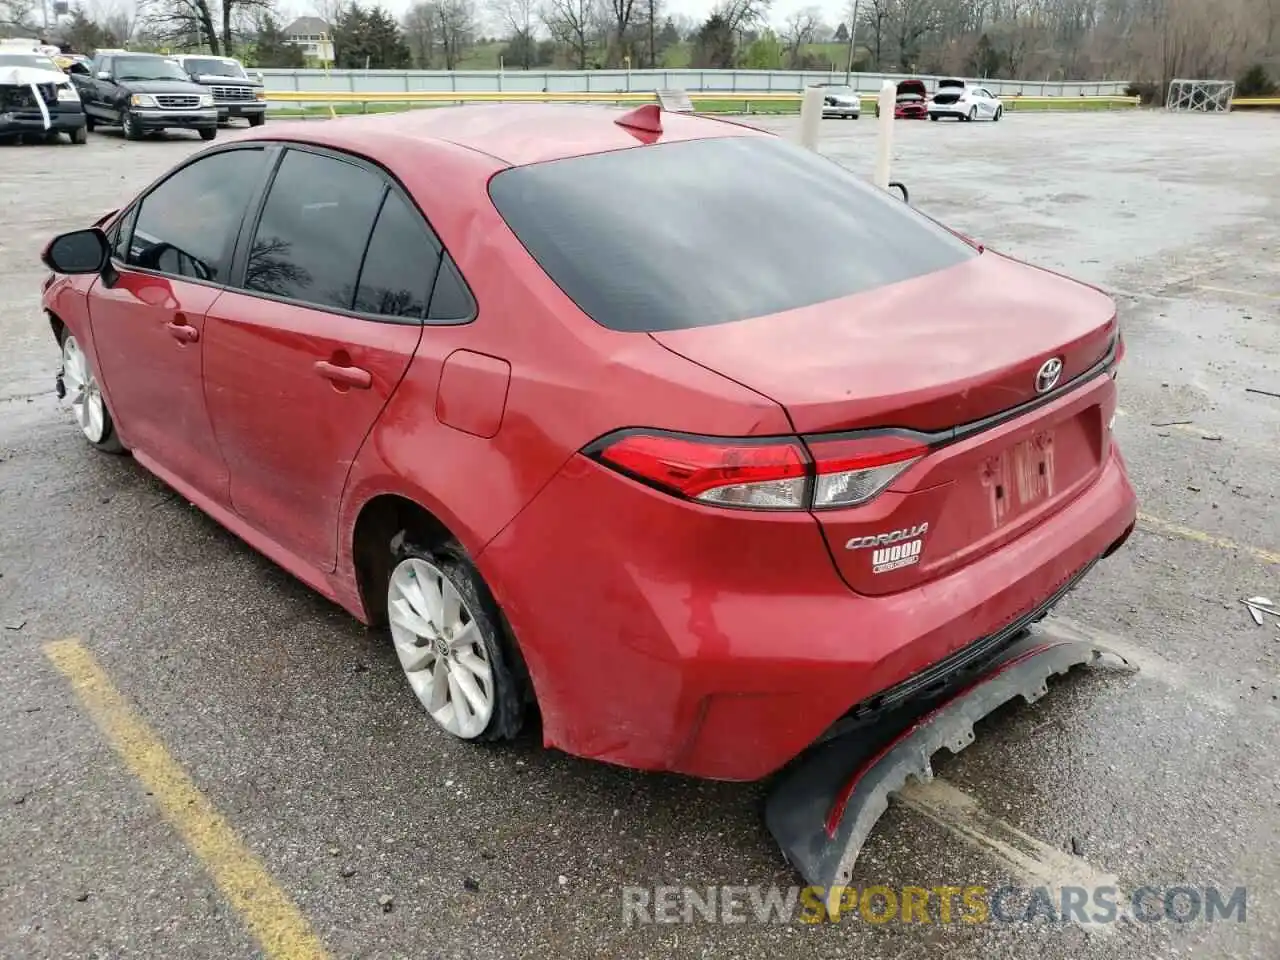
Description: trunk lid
xmin=650 ymin=251 xmax=1120 ymax=595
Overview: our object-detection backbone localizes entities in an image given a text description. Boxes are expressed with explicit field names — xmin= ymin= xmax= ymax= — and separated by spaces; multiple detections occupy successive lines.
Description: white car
xmin=814 ymin=83 xmax=861 ymax=119
xmin=928 ymin=79 xmax=1004 ymax=122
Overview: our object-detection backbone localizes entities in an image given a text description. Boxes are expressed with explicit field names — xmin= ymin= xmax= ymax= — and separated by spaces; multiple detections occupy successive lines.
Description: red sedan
xmin=40 ymin=104 xmax=1136 ymax=781
xmin=875 ymin=78 xmax=930 ymax=120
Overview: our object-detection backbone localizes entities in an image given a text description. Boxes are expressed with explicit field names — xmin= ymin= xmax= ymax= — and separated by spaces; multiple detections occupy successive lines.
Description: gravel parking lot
xmin=1 ymin=112 xmax=1278 ymax=959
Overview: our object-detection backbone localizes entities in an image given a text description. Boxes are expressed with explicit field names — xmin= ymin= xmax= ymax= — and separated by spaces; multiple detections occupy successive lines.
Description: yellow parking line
xmin=1137 ymin=513 xmax=1280 ymax=566
xmin=44 ymin=640 xmax=330 ymax=960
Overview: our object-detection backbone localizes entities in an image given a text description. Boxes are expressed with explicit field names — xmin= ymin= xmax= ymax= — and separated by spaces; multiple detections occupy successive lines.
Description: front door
xmin=203 ymin=147 xmax=441 ymax=570
xmin=86 ymin=145 xmax=275 ymax=505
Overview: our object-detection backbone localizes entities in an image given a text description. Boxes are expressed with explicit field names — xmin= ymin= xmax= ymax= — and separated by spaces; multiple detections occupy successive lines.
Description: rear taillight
xmin=586 ymin=430 xmax=931 ymax=512
xmin=590 ymin=432 xmax=809 ymax=510
xmin=806 ymin=434 xmax=928 ymax=509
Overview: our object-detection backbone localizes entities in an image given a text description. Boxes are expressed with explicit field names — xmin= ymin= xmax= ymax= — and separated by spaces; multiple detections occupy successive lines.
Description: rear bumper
xmin=479 ymin=440 xmax=1137 ymax=781
xmin=822 ymin=105 xmax=860 ymax=118
xmin=131 ymin=108 xmax=218 ymax=130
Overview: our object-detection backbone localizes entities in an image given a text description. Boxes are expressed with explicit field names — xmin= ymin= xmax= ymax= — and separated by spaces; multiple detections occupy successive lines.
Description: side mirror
xmin=254 ymin=71 xmax=264 ymax=82
xmin=42 ymin=228 xmax=110 ymax=275
xmin=96 ymin=70 xmax=110 ymax=80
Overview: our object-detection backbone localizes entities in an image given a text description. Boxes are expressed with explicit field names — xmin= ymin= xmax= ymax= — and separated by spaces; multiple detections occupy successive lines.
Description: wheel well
xmin=48 ymin=310 xmax=65 ymax=344
xmin=351 ymin=493 xmax=539 ymax=714
xmin=352 ymin=494 xmax=453 ymax=629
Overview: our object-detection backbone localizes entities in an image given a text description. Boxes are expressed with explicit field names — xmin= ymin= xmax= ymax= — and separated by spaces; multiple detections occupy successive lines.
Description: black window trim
xmin=228 ymin=141 xmax=477 ymax=327
xmin=109 ymin=142 xmax=279 ymax=292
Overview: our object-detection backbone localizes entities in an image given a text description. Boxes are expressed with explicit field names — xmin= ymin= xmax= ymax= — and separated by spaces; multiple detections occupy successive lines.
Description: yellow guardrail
xmin=262 ymin=90 xmax=1144 ymax=110
xmin=1232 ymin=96 xmax=1280 ymax=107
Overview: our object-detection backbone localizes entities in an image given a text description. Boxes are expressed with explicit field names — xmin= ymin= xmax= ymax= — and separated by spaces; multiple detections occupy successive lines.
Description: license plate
xmin=981 ymin=430 xmax=1055 ymax=527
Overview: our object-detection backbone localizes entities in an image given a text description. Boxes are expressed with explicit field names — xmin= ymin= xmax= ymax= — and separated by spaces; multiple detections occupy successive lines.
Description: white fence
xmin=257 ymin=68 xmax=1131 ymax=99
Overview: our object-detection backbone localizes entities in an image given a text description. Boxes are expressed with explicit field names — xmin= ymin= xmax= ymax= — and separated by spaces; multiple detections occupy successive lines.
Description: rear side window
xmin=353 ymin=190 xmax=442 ymax=320
xmin=488 ymin=135 xmax=976 ymax=332
xmin=244 ymin=149 xmax=385 ymax=311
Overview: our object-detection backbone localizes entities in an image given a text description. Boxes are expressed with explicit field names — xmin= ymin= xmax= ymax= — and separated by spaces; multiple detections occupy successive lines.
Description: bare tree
xmin=435 ymin=0 xmax=477 ymax=69
xmin=542 ymin=0 xmax=599 ymax=67
xmin=606 ymin=0 xmax=636 ymax=64
xmin=781 ymin=5 xmax=821 ymax=66
xmin=489 ymin=0 xmax=537 ymax=65
xmin=404 ymin=1 xmax=437 ymax=66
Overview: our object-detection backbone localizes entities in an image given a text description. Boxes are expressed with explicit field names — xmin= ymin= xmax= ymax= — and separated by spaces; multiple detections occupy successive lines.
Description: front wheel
xmin=122 ymin=110 xmax=142 ymax=140
xmin=248 ymin=113 xmax=265 ymax=127
xmin=71 ymin=125 xmax=88 ymax=144
xmin=59 ymin=331 xmax=125 ymax=454
xmin=198 ymin=127 xmax=217 ymax=141
xmin=993 ymin=106 xmax=1003 ymax=121
xmin=385 ymin=537 xmax=526 ymax=742
xmin=83 ymin=113 xmax=95 ymax=132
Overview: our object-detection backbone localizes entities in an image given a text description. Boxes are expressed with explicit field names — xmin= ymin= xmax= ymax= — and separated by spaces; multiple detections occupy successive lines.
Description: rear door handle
xmin=314 ymin=360 xmax=372 ymax=390
xmin=166 ymin=320 xmax=199 ymax=343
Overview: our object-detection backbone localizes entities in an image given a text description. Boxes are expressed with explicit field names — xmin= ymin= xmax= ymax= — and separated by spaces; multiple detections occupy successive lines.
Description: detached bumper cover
xmin=765 ymin=633 xmax=1135 ymax=910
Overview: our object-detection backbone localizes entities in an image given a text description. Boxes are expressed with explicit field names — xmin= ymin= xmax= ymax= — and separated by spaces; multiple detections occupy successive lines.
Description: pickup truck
xmin=168 ymin=54 xmax=266 ymax=127
xmin=71 ymin=51 xmax=217 ymax=140
xmin=0 ymin=51 xmax=88 ymax=144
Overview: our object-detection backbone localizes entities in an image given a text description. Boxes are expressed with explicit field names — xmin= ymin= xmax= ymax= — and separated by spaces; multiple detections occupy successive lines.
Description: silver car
xmin=814 ymin=83 xmax=861 ymax=119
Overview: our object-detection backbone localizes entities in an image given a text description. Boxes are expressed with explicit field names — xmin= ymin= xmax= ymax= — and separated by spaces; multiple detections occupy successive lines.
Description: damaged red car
xmin=40 ymin=103 xmax=1136 ymax=786
xmin=875 ymin=78 xmax=930 ymax=119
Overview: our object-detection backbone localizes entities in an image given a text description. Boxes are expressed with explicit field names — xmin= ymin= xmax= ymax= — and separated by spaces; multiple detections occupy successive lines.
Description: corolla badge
xmin=1035 ymin=357 xmax=1064 ymax=394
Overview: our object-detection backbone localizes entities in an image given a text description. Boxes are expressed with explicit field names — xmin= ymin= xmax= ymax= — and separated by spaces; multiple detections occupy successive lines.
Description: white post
xmin=873 ymin=79 xmax=895 ymax=190
xmin=798 ymin=85 xmax=824 ymax=151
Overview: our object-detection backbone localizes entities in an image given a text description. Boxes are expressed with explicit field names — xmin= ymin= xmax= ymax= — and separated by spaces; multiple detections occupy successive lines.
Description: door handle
xmin=166 ymin=320 xmax=199 ymax=343
xmin=314 ymin=360 xmax=372 ymax=390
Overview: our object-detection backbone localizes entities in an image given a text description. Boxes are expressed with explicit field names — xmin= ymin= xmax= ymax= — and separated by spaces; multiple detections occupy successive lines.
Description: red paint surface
xmin=43 ymin=105 xmax=1138 ymax=780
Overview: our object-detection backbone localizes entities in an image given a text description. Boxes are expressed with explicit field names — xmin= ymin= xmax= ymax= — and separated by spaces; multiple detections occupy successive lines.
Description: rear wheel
xmin=59 ymin=331 xmax=125 ymax=454
xmin=385 ymin=536 xmax=525 ymax=742
xmin=966 ymin=106 xmax=978 ymax=122
xmin=71 ymin=125 xmax=88 ymax=144
xmin=83 ymin=113 xmax=94 ymax=132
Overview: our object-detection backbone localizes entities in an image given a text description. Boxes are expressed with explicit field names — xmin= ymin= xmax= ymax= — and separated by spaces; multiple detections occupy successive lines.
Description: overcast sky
xmin=279 ymin=0 xmax=857 ymax=33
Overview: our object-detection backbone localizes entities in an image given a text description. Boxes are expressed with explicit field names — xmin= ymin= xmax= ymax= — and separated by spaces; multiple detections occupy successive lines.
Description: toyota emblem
xmin=1034 ymin=357 xmax=1063 ymax=394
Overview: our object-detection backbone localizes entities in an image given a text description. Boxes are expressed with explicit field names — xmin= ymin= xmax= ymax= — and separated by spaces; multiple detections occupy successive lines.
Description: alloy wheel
xmin=61 ymin=335 xmax=107 ymax=444
xmin=387 ymin=557 xmax=495 ymax=739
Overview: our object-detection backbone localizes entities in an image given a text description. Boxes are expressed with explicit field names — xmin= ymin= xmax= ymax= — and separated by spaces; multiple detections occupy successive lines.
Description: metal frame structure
xmin=1166 ymin=79 xmax=1236 ymax=112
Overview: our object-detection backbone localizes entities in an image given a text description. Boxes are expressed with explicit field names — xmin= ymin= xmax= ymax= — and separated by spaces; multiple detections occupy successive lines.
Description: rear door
xmin=203 ymin=146 xmax=438 ymax=571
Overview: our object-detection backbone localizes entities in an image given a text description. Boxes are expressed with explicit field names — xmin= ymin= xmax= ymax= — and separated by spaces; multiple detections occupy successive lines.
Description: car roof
xmin=243 ymin=102 xmax=770 ymax=167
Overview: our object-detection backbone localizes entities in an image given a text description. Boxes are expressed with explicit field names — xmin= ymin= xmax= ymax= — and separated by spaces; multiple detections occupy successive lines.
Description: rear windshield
xmin=488 ymin=135 xmax=977 ymax=332
xmin=183 ymin=57 xmax=247 ymax=78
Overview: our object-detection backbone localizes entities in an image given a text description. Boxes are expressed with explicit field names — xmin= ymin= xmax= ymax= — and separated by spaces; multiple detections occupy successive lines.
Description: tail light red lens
xmin=591 ymin=433 xmax=810 ymax=510
xmin=588 ymin=430 xmax=933 ymax=512
xmin=806 ymin=433 xmax=929 ymax=509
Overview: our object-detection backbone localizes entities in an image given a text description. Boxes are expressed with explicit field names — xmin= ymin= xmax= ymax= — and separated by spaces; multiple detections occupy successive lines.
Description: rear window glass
xmin=488 ymin=135 xmax=976 ymax=332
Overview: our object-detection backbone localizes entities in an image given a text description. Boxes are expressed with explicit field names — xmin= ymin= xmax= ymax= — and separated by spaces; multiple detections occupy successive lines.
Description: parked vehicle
xmin=70 ymin=51 xmax=217 ymax=140
xmin=875 ymin=78 xmax=930 ymax=120
xmin=814 ymin=82 xmax=861 ymax=119
xmin=168 ymin=54 xmax=266 ymax=127
xmin=39 ymin=103 xmax=1136 ymax=783
xmin=930 ymin=78 xmax=1004 ymax=121
xmin=0 ymin=55 xmax=88 ymax=144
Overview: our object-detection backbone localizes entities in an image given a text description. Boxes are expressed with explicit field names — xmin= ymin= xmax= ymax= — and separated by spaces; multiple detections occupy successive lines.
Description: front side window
xmin=243 ymin=149 xmax=385 ymax=311
xmin=127 ymin=148 xmax=270 ymax=282
xmin=488 ymin=135 xmax=977 ymax=332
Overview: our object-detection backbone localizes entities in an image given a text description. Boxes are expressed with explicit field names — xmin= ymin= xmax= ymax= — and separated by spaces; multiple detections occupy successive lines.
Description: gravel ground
xmin=1 ymin=112 xmax=1278 ymax=959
